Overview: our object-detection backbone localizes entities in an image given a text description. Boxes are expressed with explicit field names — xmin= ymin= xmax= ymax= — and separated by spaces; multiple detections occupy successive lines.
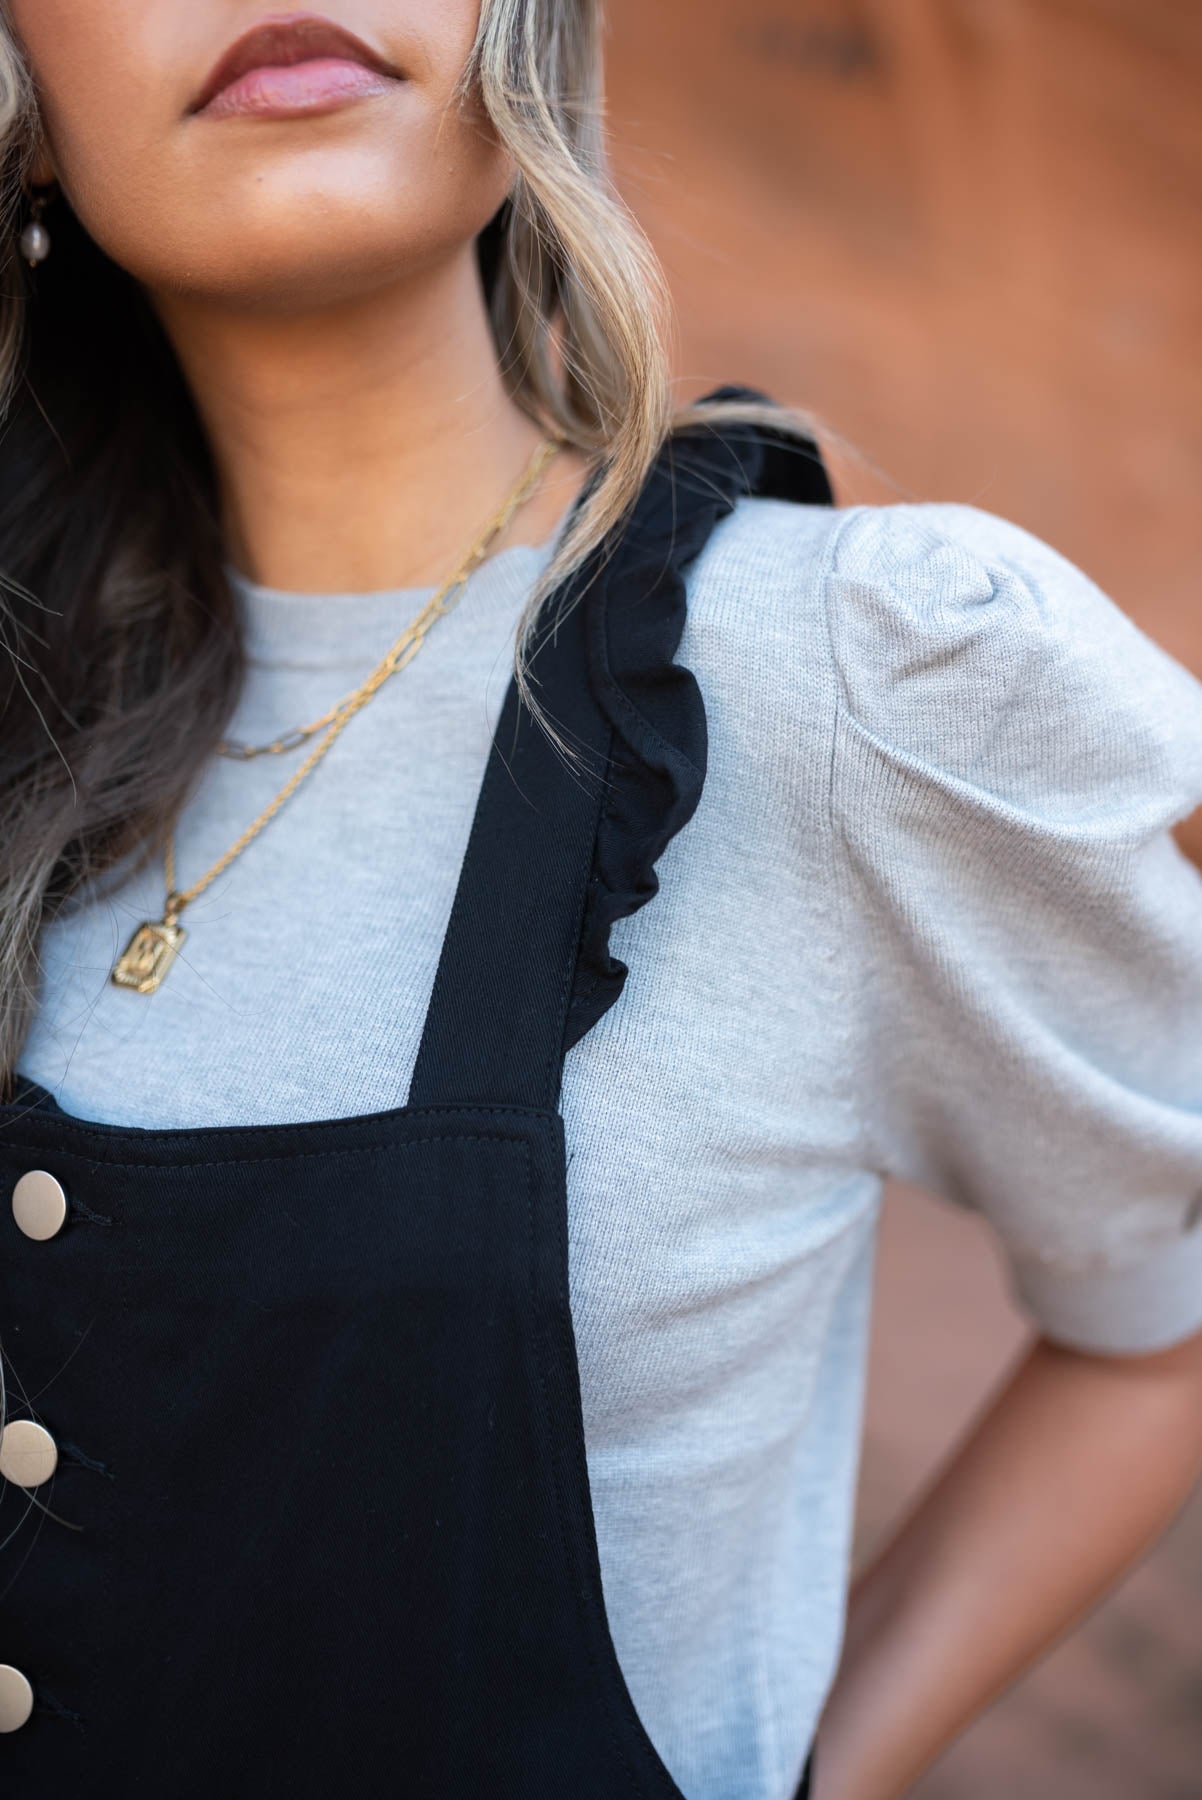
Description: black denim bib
xmin=0 ymin=393 xmax=832 ymax=1798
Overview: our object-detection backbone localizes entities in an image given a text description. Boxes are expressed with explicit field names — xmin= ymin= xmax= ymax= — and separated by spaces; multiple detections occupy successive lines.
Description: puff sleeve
xmin=825 ymin=502 xmax=1202 ymax=1354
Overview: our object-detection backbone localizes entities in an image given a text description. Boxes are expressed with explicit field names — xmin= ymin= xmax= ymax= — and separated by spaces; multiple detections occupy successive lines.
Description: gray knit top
xmin=21 ymin=496 xmax=1202 ymax=1799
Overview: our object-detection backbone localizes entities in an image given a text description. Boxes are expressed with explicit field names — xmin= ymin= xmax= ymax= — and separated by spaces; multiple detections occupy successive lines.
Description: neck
xmin=150 ymin=247 xmax=590 ymax=594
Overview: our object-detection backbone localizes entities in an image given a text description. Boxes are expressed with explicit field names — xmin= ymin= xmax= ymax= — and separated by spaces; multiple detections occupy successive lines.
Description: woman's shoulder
xmin=696 ymin=486 xmax=1184 ymax=684
xmin=691 ymin=493 xmax=1202 ymax=832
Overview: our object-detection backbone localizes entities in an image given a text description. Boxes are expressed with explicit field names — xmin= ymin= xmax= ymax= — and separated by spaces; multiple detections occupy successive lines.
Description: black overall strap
xmin=407 ymin=545 xmax=611 ymax=1112
xmin=408 ymin=390 xmax=833 ymax=1112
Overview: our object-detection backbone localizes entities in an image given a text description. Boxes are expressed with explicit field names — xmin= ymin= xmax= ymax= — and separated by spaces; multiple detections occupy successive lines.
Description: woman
xmin=0 ymin=4 xmax=1200 ymax=1797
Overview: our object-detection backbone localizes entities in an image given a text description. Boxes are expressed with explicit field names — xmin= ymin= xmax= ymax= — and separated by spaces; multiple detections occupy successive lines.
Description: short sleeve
xmin=825 ymin=501 xmax=1202 ymax=1355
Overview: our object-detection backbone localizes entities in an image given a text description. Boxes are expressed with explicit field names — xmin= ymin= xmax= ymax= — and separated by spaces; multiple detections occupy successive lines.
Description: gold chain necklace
xmin=111 ymin=436 xmax=562 ymax=996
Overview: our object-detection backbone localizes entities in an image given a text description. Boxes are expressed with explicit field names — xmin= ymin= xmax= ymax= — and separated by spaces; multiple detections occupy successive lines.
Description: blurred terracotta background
xmin=604 ymin=3 xmax=1202 ymax=1795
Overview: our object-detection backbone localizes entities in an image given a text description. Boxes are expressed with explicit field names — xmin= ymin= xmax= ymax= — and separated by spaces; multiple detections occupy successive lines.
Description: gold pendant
xmin=111 ymin=917 xmax=186 ymax=994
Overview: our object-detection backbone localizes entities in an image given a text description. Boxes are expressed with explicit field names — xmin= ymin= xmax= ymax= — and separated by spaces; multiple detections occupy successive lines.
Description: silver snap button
xmin=12 ymin=1169 xmax=68 ymax=1240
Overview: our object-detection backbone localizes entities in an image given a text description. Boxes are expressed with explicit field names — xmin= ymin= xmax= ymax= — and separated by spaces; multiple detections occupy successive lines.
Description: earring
xmin=18 ymin=187 xmax=53 ymax=268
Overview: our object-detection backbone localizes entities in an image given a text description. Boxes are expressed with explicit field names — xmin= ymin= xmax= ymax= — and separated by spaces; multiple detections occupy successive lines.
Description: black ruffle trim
xmin=561 ymin=384 xmax=833 ymax=1053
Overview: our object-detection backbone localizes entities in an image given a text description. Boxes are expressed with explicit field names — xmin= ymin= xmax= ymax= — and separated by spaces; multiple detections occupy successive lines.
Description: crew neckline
xmin=225 ymin=535 xmax=560 ymax=670
xmin=223 ymin=531 xmax=559 ymax=605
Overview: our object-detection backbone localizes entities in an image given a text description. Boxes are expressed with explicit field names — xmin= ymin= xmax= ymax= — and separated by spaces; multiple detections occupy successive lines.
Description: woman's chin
xmin=189 ymin=262 xmax=405 ymax=316
xmin=99 ymin=154 xmax=510 ymax=314
xmin=131 ymin=218 xmax=454 ymax=315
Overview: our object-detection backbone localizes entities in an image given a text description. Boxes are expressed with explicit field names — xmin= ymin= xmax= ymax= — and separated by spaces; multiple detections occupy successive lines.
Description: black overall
xmin=0 ymin=393 xmax=832 ymax=1799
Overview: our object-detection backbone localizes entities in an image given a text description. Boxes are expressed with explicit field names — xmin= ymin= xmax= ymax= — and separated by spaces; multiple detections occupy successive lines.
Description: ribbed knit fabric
xmin=20 ymin=496 xmax=1202 ymax=1800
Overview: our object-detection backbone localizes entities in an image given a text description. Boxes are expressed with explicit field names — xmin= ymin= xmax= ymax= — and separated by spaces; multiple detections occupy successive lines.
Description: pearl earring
xmin=18 ymin=188 xmax=53 ymax=268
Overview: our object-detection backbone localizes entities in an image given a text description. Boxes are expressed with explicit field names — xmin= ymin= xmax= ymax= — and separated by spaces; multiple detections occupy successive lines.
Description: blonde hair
xmin=464 ymin=0 xmax=839 ymax=749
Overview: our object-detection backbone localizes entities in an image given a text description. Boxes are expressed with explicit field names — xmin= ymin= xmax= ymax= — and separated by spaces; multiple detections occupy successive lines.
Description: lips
xmin=189 ymin=11 xmax=402 ymax=115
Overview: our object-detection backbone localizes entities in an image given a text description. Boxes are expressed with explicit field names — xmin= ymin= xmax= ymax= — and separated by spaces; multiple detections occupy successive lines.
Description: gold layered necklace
xmin=111 ymin=437 xmax=563 ymax=996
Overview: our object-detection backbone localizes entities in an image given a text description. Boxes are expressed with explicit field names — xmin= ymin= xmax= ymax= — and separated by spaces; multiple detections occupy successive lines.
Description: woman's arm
xmin=812 ymin=1324 xmax=1202 ymax=1799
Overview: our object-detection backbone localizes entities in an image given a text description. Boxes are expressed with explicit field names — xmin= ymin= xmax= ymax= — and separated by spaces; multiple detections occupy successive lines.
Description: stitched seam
xmin=0 ymin=1131 xmax=538 ymax=1176
xmin=0 ymin=1101 xmax=550 ymax=1147
xmin=595 ymin=663 xmax=704 ymax=779
xmin=70 ymin=1199 xmax=113 ymax=1227
xmin=570 ymin=877 xmax=610 ymax=1008
xmin=0 ymin=1100 xmax=550 ymax=1145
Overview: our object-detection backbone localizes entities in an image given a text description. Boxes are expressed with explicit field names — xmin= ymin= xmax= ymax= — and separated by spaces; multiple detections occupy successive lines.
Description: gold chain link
xmin=218 ymin=435 xmax=561 ymax=759
xmin=161 ymin=436 xmax=562 ymax=925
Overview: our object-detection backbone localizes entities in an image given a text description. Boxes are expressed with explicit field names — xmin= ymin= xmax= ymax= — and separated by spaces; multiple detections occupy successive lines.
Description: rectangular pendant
xmin=111 ymin=919 xmax=187 ymax=995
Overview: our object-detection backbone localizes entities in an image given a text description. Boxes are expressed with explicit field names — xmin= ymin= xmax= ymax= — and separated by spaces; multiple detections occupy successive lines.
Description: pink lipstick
xmin=189 ymin=12 xmax=402 ymax=119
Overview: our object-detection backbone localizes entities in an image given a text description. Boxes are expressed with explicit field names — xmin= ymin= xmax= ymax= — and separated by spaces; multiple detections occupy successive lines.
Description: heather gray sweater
xmin=22 ymin=497 xmax=1202 ymax=1800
